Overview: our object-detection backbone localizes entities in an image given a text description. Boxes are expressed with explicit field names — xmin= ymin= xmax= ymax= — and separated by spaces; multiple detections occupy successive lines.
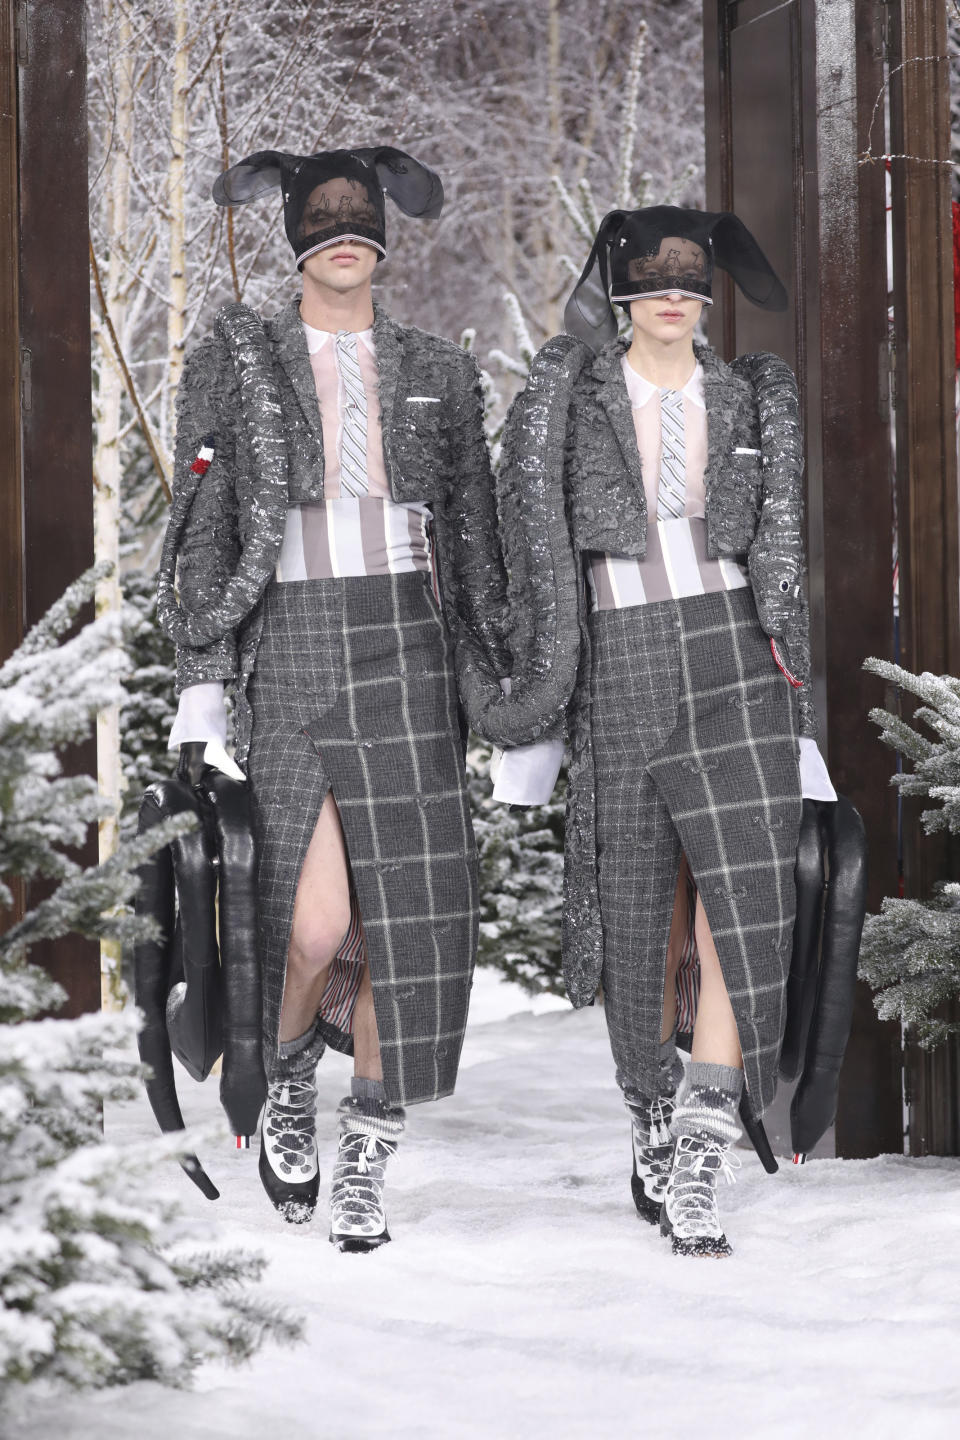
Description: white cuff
xmin=168 ymin=681 xmax=228 ymax=750
xmin=491 ymin=739 xmax=564 ymax=806
xmin=798 ymin=737 xmax=837 ymax=802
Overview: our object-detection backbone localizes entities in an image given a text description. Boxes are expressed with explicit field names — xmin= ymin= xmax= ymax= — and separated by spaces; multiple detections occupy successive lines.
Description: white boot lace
xmin=264 ymin=1077 xmax=318 ymax=1178
xmin=646 ymin=1094 xmax=675 ymax=1148
xmin=330 ymin=1130 xmax=398 ymax=1237
xmin=666 ymin=1134 xmax=741 ymax=1240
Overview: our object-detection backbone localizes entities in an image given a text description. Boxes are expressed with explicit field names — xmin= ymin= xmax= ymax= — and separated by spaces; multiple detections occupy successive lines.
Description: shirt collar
xmin=621 ymin=354 xmax=706 ymax=411
xmin=301 ymin=319 xmax=375 ymax=356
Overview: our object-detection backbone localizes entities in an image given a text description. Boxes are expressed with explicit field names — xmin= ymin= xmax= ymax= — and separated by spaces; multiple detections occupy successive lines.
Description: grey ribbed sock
xmin=672 ymin=1061 xmax=743 ymax=1145
xmin=275 ymin=1023 xmax=323 ymax=1084
xmin=339 ymin=1077 xmax=406 ymax=1141
xmin=277 ymin=1020 xmax=318 ymax=1060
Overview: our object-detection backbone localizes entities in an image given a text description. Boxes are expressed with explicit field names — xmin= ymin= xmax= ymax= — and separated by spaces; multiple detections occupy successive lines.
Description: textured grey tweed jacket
xmin=473 ymin=333 xmax=815 ymax=746
xmin=157 ymin=297 xmax=509 ymax=760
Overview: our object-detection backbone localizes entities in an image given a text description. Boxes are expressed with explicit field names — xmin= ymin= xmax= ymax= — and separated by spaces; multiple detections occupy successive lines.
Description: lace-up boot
xmin=258 ymin=1076 xmax=320 ymax=1224
xmin=625 ymin=1033 xmax=685 ymax=1223
xmin=330 ymin=1079 xmax=405 ymax=1253
xmin=628 ymin=1090 xmax=677 ymax=1223
xmin=661 ymin=1061 xmax=743 ymax=1257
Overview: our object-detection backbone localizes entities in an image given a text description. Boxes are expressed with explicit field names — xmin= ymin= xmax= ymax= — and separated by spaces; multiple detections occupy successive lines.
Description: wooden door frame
xmin=0 ymin=0 xmax=99 ymax=1017
xmin=886 ymin=0 xmax=960 ymax=1156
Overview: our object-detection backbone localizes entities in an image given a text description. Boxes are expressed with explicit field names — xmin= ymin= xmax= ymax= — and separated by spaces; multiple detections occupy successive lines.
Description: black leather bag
xmin=780 ymin=795 xmax=868 ymax=1159
xmin=739 ymin=795 xmax=867 ymax=1172
xmin=133 ymin=761 xmax=266 ymax=1199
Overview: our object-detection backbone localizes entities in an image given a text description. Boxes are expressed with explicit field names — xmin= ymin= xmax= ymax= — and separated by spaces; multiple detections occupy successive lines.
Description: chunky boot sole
xmin=329 ymin=1227 xmax=391 ymax=1254
xmin=659 ymin=1204 xmax=732 ymax=1258
xmin=631 ymin=1164 xmax=662 ymax=1226
xmin=258 ymin=1142 xmax=319 ymax=1224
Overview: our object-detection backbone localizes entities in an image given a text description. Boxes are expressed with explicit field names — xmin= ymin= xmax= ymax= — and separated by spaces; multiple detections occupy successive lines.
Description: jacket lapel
xmin=594 ymin=340 xmax=645 ymax=499
xmin=268 ymin=294 xmax=325 ymax=446
xmin=697 ymin=343 xmax=740 ymax=509
xmin=372 ymin=303 xmax=403 ymax=480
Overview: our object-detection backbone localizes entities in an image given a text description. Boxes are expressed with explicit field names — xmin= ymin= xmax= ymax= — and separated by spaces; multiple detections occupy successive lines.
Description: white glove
xmin=798 ymin=737 xmax=837 ymax=802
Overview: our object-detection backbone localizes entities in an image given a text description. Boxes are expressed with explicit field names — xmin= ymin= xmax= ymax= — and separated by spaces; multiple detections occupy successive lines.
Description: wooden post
xmin=0 ymin=0 xmax=98 ymax=1017
xmin=1 ymin=1 xmax=24 ymax=669
xmin=887 ymin=0 xmax=960 ymax=1156
xmin=814 ymin=0 xmax=904 ymax=1158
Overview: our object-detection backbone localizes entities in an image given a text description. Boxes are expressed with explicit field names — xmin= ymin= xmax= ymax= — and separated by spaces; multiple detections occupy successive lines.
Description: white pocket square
xmin=406 ymin=396 xmax=441 ymax=404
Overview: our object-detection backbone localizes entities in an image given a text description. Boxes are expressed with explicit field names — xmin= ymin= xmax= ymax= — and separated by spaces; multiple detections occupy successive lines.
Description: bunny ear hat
xmin=564 ymin=204 xmax=787 ymax=351
xmin=213 ymin=146 xmax=444 ymax=268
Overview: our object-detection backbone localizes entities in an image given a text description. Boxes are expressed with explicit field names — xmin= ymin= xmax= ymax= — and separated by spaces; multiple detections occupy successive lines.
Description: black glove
xmin=177 ymin=741 xmax=209 ymax=787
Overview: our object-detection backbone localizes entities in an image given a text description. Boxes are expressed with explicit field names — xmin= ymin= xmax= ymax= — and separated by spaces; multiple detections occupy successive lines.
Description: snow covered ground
xmin=8 ymin=970 xmax=960 ymax=1440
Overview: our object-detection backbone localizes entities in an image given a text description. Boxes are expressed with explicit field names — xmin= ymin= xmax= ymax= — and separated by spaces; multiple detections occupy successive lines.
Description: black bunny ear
xmin=563 ymin=209 xmax=627 ymax=351
xmin=355 ymin=146 xmax=444 ymax=219
xmin=710 ymin=213 xmax=788 ymax=311
xmin=212 ymin=151 xmax=289 ymax=206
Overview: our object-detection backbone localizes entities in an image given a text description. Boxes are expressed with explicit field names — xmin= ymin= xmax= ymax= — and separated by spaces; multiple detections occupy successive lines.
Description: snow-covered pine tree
xmin=466 ymin=741 xmax=565 ymax=995
xmin=119 ymin=564 xmax=178 ymax=840
xmin=858 ymin=658 xmax=960 ymax=1047
xmin=116 ymin=442 xmax=180 ymax=843
xmin=0 ymin=570 xmax=299 ymax=1393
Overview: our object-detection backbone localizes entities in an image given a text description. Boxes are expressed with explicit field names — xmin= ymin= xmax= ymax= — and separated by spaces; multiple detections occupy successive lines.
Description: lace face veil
xmin=564 ymin=204 xmax=787 ymax=350
xmin=212 ymin=146 xmax=444 ymax=269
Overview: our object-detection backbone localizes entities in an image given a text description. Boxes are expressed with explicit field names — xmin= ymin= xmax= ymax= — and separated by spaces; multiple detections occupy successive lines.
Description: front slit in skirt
xmin=245 ymin=572 xmax=478 ymax=1107
xmin=588 ymin=586 xmax=803 ymax=1115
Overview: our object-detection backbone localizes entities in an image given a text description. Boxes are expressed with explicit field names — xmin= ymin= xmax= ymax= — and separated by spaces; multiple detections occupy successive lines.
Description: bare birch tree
xmin=91 ymin=0 xmax=134 ymax=1006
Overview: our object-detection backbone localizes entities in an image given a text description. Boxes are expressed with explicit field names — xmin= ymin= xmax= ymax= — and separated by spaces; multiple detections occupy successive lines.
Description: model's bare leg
xmin=280 ymin=791 xmax=353 ymax=1043
xmin=690 ymin=893 xmax=743 ymax=1069
xmin=352 ymin=951 xmax=384 ymax=1081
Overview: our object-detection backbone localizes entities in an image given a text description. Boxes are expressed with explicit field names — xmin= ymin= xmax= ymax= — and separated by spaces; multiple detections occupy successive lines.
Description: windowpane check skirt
xmin=245 ymin=572 xmax=478 ymax=1107
xmin=587 ymin=586 xmax=802 ymax=1116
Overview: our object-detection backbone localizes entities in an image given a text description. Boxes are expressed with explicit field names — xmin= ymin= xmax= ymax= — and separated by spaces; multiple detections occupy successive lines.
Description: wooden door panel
xmin=729 ymin=2 xmax=800 ymax=365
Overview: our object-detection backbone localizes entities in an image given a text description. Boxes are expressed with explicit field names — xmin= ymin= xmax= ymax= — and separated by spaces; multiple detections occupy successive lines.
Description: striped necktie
xmin=335 ymin=330 xmax=368 ymax=498
xmin=657 ymin=388 xmax=686 ymax=521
